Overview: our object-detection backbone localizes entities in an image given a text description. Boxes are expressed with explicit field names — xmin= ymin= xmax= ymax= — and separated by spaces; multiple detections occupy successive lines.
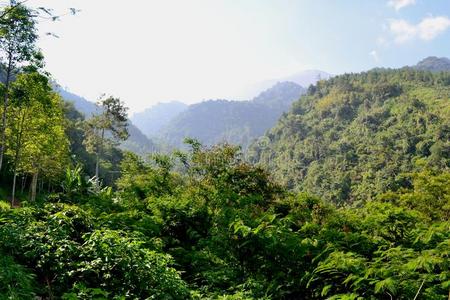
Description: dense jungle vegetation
xmin=0 ymin=2 xmax=448 ymax=300
xmin=250 ymin=69 xmax=450 ymax=204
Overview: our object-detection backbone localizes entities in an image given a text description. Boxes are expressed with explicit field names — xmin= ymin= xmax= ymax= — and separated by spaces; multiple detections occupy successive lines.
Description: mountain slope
xmin=413 ymin=56 xmax=450 ymax=72
xmin=54 ymin=86 xmax=99 ymax=117
xmin=161 ymin=81 xmax=305 ymax=149
xmin=131 ymin=101 xmax=188 ymax=138
xmin=249 ymin=68 xmax=450 ymax=203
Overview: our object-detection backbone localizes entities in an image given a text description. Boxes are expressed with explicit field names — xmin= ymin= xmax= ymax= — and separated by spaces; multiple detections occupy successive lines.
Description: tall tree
xmin=0 ymin=1 xmax=40 ymax=172
xmin=6 ymin=72 xmax=69 ymax=203
xmin=84 ymin=96 xmax=129 ymax=180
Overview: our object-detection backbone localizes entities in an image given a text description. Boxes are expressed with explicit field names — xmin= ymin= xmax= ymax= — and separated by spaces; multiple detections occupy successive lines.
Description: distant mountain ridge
xmin=159 ymin=81 xmax=305 ymax=149
xmin=54 ymin=85 xmax=100 ymax=117
xmin=131 ymin=70 xmax=330 ymax=144
xmin=413 ymin=56 xmax=450 ymax=72
xmin=131 ymin=101 xmax=188 ymax=138
xmin=239 ymin=70 xmax=332 ymax=100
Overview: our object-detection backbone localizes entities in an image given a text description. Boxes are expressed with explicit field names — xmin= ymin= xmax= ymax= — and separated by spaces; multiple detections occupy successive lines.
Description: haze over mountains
xmin=2 ymin=0 xmax=449 ymax=297
xmin=413 ymin=56 xmax=450 ymax=72
xmin=130 ymin=69 xmax=330 ymax=150
xmin=55 ymin=57 xmax=450 ymax=156
xmin=160 ymin=81 xmax=305 ymax=149
xmin=131 ymin=101 xmax=188 ymax=138
xmin=239 ymin=69 xmax=332 ymax=100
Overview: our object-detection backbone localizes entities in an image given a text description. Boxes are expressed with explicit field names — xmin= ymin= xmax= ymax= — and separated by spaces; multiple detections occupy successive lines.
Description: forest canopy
xmin=249 ymin=69 xmax=450 ymax=204
xmin=0 ymin=1 xmax=448 ymax=300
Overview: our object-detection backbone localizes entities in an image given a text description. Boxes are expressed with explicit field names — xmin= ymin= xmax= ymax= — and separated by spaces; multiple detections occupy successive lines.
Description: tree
xmin=84 ymin=96 xmax=129 ymax=180
xmin=6 ymin=72 xmax=69 ymax=203
xmin=0 ymin=1 xmax=40 ymax=173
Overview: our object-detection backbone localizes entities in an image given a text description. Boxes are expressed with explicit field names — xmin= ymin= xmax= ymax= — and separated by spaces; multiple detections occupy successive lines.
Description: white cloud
xmin=388 ymin=16 xmax=450 ymax=43
xmin=418 ymin=16 xmax=450 ymax=40
xmin=388 ymin=0 xmax=416 ymax=11
xmin=389 ymin=19 xmax=417 ymax=43
xmin=369 ymin=50 xmax=380 ymax=62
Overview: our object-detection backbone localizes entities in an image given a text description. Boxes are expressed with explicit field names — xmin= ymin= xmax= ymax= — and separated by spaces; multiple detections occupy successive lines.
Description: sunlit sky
xmin=31 ymin=0 xmax=450 ymax=113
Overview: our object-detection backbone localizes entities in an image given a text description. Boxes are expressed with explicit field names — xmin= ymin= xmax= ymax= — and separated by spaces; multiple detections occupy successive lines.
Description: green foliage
xmin=6 ymin=72 xmax=69 ymax=179
xmin=0 ymin=202 xmax=188 ymax=299
xmin=74 ymin=229 xmax=189 ymax=299
xmin=0 ymin=19 xmax=448 ymax=299
xmin=113 ymin=144 xmax=449 ymax=299
xmin=83 ymin=95 xmax=129 ymax=180
xmin=116 ymin=151 xmax=182 ymax=201
xmin=0 ymin=199 xmax=9 ymax=211
xmin=249 ymin=69 xmax=450 ymax=203
xmin=0 ymin=140 xmax=449 ymax=299
xmin=61 ymin=165 xmax=90 ymax=199
xmin=0 ymin=255 xmax=36 ymax=300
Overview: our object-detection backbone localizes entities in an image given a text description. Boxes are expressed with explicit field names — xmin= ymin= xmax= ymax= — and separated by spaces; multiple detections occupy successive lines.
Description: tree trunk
xmin=95 ymin=128 xmax=105 ymax=180
xmin=30 ymin=172 xmax=38 ymax=202
xmin=0 ymin=55 xmax=13 ymax=172
xmin=95 ymin=151 xmax=100 ymax=180
xmin=21 ymin=176 xmax=25 ymax=193
xmin=11 ymin=110 xmax=26 ymax=203
xmin=11 ymin=172 xmax=17 ymax=206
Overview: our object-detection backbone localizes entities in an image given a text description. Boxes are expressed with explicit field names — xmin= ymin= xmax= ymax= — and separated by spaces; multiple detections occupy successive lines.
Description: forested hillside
xmin=249 ymin=68 xmax=450 ymax=203
xmin=161 ymin=81 xmax=304 ymax=149
xmin=0 ymin=2 xmax=448 ymax=300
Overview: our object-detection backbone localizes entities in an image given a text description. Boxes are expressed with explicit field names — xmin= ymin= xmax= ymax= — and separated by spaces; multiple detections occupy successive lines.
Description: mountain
xmin=131 ymin=101 xmax=188 ymax=138
xmin=161 ymin=81 xmax=305 ymax=149
xmin=120 ymin=122 xmax=157 ymax=156
xmin=240 ymin=70 xmax=331 ymax=99
xmin=54 ymin=85 xmax=100 ymax=117
xmin=413 ymin=56 xmax=450 ymax=72
xmin=55 ymin=85 xmax=157 ymax=155
xmin=249 ymin=67 xmax=450 ymax=203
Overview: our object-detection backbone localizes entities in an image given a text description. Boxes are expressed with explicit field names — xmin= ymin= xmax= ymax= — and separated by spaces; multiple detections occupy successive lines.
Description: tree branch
xmin=0 ymin=0 xmax=29 ymax=21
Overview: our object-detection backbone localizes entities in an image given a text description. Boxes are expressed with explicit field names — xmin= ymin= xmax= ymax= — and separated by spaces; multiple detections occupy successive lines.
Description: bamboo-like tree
xmin=84 ymin=96 xmax=129 ymax=180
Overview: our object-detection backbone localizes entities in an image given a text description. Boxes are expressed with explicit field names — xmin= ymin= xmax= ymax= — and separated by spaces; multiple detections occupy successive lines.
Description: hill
xmin=131 ymin=101 xmax=188 ymax=138
xmin=413 ymin=56 xmax=450 ymax=72
xmin=249 ymin=68 xmax=450 ymax=203
xmin=160 ymin=81 xmax=305 ymax=149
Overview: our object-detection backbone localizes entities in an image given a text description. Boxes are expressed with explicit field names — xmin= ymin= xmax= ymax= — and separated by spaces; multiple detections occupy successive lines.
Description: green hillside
xmin=0 ymin=2 xmax=449 ymax=299
xmin=162 ymin=81 xmax=304 ymax=149
xmin=249 ymin=68 xmax=450 ymax=203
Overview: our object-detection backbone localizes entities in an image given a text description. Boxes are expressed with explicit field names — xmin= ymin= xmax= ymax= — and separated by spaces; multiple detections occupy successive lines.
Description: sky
xmin=30 ymin=0 xmax=450 ymax=113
